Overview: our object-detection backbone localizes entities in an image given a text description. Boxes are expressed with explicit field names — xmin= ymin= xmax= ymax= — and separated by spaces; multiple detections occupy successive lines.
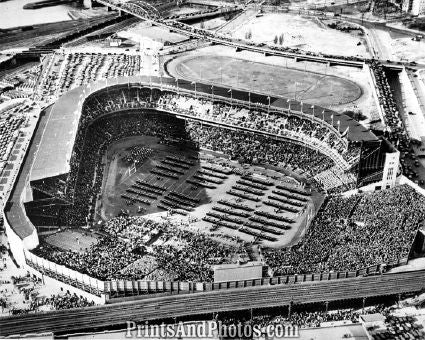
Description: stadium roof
xmin=29 ymin=76 xmax=377 ymax=183
xmin=5 ymin=104 xmax=53 ymax=239
xmin=30 ymin=86 xmax=83 ymax=182
xmin=6 ymin=75 xmax=377 ymax=239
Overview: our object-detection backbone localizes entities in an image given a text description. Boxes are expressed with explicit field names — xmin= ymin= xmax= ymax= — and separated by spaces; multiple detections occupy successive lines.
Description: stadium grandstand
xmin=11 ymin=76 xmax=377 ymax=236
xmin=2 ymin=0 xmax=425 ymax=336
xmin=2 ymin=73 xmax=422 ymax=300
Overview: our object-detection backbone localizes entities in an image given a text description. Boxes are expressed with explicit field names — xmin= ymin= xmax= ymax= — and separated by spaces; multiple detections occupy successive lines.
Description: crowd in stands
xmin=264 ymin=184 xmax=425 ymax=275
xmin=369 ymin=61 xmax=410 ymax=152
xmin=60 ymin=107 xmax=186 ymax=226
xmin=220 ymin=304 xmax=390 ymax=329
xmin=34 ymin=216 xmax=241 ymax=282
xmin=32 ymin=179 xmax=425 ymax=283
xmin=33 ymin=53 xmax=360 ymax=192
xmin=158 ymin=93 xmax=352 ymax=161
xmin=80 ymin=86 xmax=349 ymax=165
xmin=186 ymin=121 xmax=334 ymax=176
xmin=314 ymin=165 xmax=357 ymax=192
xmin=36 ymin=85 xmax=356 ymax=227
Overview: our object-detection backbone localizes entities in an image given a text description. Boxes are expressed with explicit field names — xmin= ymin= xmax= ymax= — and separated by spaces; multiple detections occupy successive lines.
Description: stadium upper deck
xmin=30 ymin=75 xmax=377 ymax=183
xmin=4 ymin=75 xmax=377 ymax=255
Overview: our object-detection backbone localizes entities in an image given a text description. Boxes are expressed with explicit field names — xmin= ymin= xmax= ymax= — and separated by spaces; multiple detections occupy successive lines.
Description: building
xmin=402 ymin=0 xmax=425 ymax=15
xmin=356 ymin=138 xmax=400 ymax=189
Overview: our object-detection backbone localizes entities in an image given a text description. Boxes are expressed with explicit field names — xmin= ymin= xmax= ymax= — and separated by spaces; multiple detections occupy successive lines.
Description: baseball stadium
xmin=1 ymin=0 xmax=425 ymax=337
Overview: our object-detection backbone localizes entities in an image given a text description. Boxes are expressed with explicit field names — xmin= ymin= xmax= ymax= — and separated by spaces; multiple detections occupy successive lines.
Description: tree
xmin=279 ymin=34 xmax=284 ymax=45
xmin=274 ymin=35 xmax=278 ymax=44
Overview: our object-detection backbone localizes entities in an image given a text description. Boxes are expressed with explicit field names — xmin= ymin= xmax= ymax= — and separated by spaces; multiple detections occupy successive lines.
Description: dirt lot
xmin=230 ymin=12 xmax=370 ymax=58
xmin=118 ymin=23 xmax=188 ymax=45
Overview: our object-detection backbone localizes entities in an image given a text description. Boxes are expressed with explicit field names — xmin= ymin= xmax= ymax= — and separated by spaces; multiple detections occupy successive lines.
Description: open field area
xmin=230 ymin=13 xmax=370 ymax=58
xmin=44 ymin=230 xmax=98 ymax=253
xmin=96 ymin=136 xmax=323 ymax=249
xmin=370 ymin=27 xmax=425 ymax=63
xmin=168 ymin=54 xmax=363 ymax=107
xmin=164 ymin=45 xmax=379 ymax=119
xmin=117 ymin=22 xmax=189 ymax=45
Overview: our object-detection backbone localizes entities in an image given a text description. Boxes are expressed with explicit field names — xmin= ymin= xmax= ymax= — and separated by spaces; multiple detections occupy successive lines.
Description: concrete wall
xmin=3 ymin=210 xmax=38 ymax=267
xmin=26 ymin=264 xmax=106 ymax=304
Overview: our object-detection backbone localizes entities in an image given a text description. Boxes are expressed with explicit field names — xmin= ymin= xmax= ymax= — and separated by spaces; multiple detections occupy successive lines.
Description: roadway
xmin=96 ymin=0 xmax=366 ymax=68
xmin=1 ymin=269 xmax=425 ymax=337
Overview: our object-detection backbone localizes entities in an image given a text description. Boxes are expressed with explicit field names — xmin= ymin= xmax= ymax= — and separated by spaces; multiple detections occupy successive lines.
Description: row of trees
xmin=273 ymin=34 xmax=284 ymax=45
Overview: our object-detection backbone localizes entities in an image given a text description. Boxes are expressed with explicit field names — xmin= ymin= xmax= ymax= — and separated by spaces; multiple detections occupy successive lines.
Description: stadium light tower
xmin=267 ymin=96 xmax=271 ymax=113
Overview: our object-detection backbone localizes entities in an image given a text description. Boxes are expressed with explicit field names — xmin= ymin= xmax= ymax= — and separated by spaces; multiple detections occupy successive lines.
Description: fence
xmin=23 ymin=250 xmax=409 ymax=300
xmin=24 ymin=251 xmax=104 ymax=296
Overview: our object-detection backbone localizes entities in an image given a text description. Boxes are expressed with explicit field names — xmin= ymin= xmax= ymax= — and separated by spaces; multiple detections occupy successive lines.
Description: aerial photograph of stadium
xmin=2 ymin=0 xmax=425 ymax=338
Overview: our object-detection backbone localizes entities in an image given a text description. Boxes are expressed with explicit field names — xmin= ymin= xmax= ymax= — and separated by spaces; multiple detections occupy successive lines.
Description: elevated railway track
xmin=96 ymin=0 xmax=366 ymax=68
xmin=1 ymin=269 xmax=424 ymax=337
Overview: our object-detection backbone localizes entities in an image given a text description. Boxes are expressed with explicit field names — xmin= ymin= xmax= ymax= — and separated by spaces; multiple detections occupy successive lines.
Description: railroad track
xmin=1 ymin=269 xmax=424 ymax=337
